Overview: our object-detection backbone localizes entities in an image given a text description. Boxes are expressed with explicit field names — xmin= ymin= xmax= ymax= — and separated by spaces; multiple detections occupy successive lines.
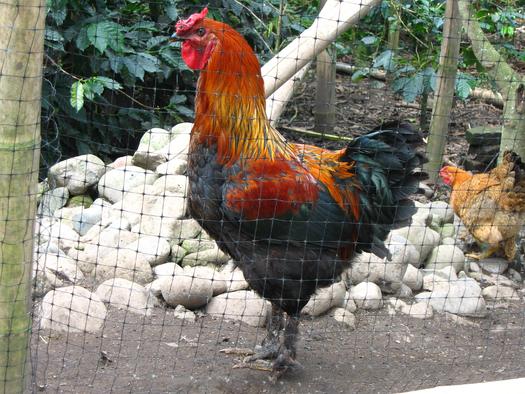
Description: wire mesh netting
xmin=1 ymin=0 xmax=525 ymax=393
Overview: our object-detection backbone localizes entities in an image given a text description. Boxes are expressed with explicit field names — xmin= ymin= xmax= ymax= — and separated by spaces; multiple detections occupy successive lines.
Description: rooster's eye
xmin=197 ymin=27 xmax=206 ymax=37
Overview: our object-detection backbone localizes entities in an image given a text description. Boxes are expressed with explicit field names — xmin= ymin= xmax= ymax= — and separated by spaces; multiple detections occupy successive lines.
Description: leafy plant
xmin=42 ymin=0 xmax=312 ymax=175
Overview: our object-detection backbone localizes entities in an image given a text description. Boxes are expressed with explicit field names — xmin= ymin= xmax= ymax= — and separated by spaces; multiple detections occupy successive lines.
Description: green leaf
xmin=123 ymin=57 xmax=145 ymax=80
xmin=87 ymin=21 xmax=125 ymax=53
xmin=351 ymin=68 xmax=369 ymax=82
xmin=87 ymin=22 xmax=111 ymax=53
xmin=166 ymin=5 xmax=179 ymax=21
xmin=147 ymin=36 xmax=170 ymax=49
xmin=45 ymin=28 xmax=64 ymax=42
xmin=455 ymin=73 xmax=475 ymax=100
xmin=402 ymin=74 xmax=424 ymax=102
xmin=361 ymin=36 xmax=377 ymax=45
xmin=373 ymin=50 xmax=395 ymax=72
xmin=83 ymin=79 xmax=103 ymax=100
xmin=135 ymin=53 xmax=160 ymax=73
xmin=75 ymin=27 xmax=90 ymax=51
xmin=94 ymin=76 xmax=122 ymax=90
xmin=70 ymin=81 xmax=85 ymax=111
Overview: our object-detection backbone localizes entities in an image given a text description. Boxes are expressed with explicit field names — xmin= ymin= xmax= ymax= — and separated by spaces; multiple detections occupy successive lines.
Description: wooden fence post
xmin=424 ymin=0 xmax=462 ymax=183
xmin=0 ymin=1 xmax=44 ymax=392
xmin=314 ymin=0 xmax=337 ymax=133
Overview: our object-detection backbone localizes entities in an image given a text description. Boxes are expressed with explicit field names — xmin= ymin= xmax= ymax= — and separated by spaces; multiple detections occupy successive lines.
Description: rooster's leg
xmin=271 ymin=314 xmax=303 ymax=380
xmin=243 ymin=304 xmax=283 ymax=362
xmin=227 ymin=305 xmax=284 ymax=372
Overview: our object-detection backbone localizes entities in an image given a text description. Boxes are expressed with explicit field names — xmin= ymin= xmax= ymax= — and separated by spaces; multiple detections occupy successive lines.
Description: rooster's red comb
xmin=175 ymin=7 xmax=208 ymax=34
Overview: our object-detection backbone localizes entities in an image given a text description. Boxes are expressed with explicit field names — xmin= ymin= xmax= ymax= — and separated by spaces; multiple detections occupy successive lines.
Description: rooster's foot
xmin=232 ymin=359 xmax=273 ymax=372
xmin=270 ymin=349 xmax=303 ymax=382
xmin=219 ymin=347 xmax=255 ymax=357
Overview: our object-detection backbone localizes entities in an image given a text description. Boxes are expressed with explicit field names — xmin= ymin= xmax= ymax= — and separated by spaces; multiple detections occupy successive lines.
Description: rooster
xmin=440 ymin=151 xmax=525 ymax=261
xmin=173 ymin=7 xmax=426 ymax=378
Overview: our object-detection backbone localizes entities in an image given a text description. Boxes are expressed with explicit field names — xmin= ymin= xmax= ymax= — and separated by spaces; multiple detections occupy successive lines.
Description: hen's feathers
xmin=445 ymin=150 xmax=525 ymax=260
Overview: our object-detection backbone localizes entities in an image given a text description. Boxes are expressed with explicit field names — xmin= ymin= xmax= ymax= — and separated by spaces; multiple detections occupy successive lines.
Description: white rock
xmin=221 ymin=263 xmax=249 ymax=293
xmin=110 ymin=156 xmax=134 ymax=168
xmin=391 ymin=225 xmax=440 ymax=264
xmin=161 ymin=125 xmax=192 ymax=160
xmin=170 ymin=244 xmax=187 ymax=263
xmin=349 ymin=282 xmax=383 ymax=310
xmin=159 ymin=270 xmax=214 ymax=309
xmin=347 ymin=249 xmax=408 ymax=292
xmin=48 ymin=154 xmax=106 ymax=195
xmin=94 ymin=237 xmax=166 ymax=284
xmin=341 ymin=292 xmax=357 ymax=313
xmin=412 ymin=202 xmax=433 ymax=226
xmin=400 ymin=301 xmax=434 ymax=319
xmin=48 ymin=221 xmax=80 ymax=253
xmin=181 ymin=247 xmax=230 ymax=267
xmin=133 ymin=128 xmax=172 ymax=170
xmin=184 ymin=265 xmax=226 ymax=296
xmin=156 ymin=158 xmax=187 ymax=176
xmin=181 ymin=239 xmax=217 ymax=254
xmin=36 ymin=252 xmax=84 ymax=286
xmin=425 ymin=245 xmax=465 ymax=273
xmin=386 ymin=233 xmax=420 ymax=267
xmin=173 ymin=305 xmax=196 ymax=322
xmin=71 ymin=206 xmax=104 ymax=236
xmin=147 ymin=279 xmax=163 ymax=297
xmin=396 ymin=283 xmax=413 ymax=298
xmin=302 ymin=281 xmax=346 ymax=316
xmin=205 ymin=290 xmax=270 ymax=327
xmin=441 ymin=237 xmax=457 ymax=245
xmin=80 ymin=229 xmax=139 ymax=273
xmin=40 ymin=286 xmax=107 ymax=333
xmin=478 ymin=258 xmax=509 ymax=275
xmin=38 ymin=187 xmax=69 ymax=217
xmin=98 ymin=165 xmax=159 ymax=203
xmin=331 ymin=308 xmax=356 ymax=329
xmin=427 ymin=201 xmax=454 ymax=224
xmin=422 ymin=266 xmax=457 ymax=291
xmin=402 ymin=264 xmax=423 ymax=290
xmin=152 ymin=174 xmax=189 ymax=196
xmin=96 ymin=278 xmax=155 ymax=316
xmin=468 ymin=271 xmax=518 ymax=289
xmin=129 ymin=235 xmax=171 ymax=267
xmin=170 ymin=219 xmax=202 ymax=241
xmin=415 ymin=276 xmax=486 ymax=317
xmin=153 ymin=262 xmax=184 ymax=277
xmin=35 ymin=217 xmax=55 ymax=245
xmin=482 ymin=285 xmax=520 ymax=301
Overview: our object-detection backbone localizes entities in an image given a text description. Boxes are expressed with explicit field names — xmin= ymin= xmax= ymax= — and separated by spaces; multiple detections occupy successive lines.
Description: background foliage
xmin=43 ymin=0 xmax=524 ymax=172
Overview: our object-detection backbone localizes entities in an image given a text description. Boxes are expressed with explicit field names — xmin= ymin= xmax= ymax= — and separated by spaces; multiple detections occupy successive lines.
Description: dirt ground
xmin=30 ymin=74 xmax=525 ymax=393
xmin=32 ymin=302 xmax=525 ymax=394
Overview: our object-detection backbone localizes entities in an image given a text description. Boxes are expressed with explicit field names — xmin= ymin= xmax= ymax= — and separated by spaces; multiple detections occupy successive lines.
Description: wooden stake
xmin=424 ymin=0 xmax=462 ymax=183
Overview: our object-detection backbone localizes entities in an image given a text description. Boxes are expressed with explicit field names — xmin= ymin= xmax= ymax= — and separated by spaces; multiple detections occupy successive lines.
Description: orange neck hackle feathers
xmin=440 ymin=165 xmax=471 ymax=187
xmin=189 ymin=17 xmax=291 ymax=166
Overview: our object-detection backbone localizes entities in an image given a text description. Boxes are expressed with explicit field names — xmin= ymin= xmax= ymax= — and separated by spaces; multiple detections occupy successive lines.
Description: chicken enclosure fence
xmin=1 ymin=1 xmax=525 ymax=393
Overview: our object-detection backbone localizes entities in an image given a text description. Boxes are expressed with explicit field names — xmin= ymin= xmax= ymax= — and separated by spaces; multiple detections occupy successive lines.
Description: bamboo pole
xmin=266 ymin=63 xmax=311 ymax=126
xmin=424 ymin=0 xmax=462 ymax=183
xmin=262 ymin=0 xmax=381 ymax=97
xmin=314 ymin=0 xmax=336 ymax=133
xmin=0 ymin=1 xmax=44 ymax=392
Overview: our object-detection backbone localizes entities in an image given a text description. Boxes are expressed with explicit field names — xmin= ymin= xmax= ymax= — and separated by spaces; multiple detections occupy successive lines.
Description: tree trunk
xmin=458 ymin=0 xmax=525 ymax=160
xmin=424 ymin=0 xmax=462 ymax=183
xmin=0 ymin=1 xmax=44 ymax=392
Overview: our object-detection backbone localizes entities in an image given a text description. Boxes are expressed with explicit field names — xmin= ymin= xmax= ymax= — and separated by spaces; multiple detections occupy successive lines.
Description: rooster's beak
xmin=170 ymin=32 xmax=185 ymax=42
